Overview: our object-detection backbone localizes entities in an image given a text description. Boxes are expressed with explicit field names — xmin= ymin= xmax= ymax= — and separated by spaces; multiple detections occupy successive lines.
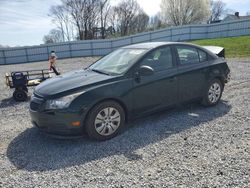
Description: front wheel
xmin=202 ymin=79 xmax=223 ymax=106
xmin=85 ymin=101 xmax=125 ymax=141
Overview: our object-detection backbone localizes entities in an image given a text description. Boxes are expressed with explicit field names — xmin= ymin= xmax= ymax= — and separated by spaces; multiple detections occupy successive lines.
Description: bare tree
xmin=63 ymin=0 xmax=86 ymax=40
xmin=43 ymin=35 xmax=54 ymax=44
xmin=86 ymin=0 xmax=99 ymax=39
xmin=99 ymin=0 xmax=110 ymax=39
xmin=149 ymin=14 xmax=162 ymax=30
xmin=130 ymin=9 xmax=149 ymax=33
xmin=160 ymin=0 xmax=210 ymax=26
xmin=47 ymin=0 xmax=151 ymax=40
xmin=49 ymin=5 xmax=75 ymax=41
xmin=43 ymin=29 xmax=64 ymax=44
xmin=210 ymin=0 xmax=226 ymax=22
xmin=61 ymin=0 xmax=99 ymax=40
xmin=114 ymin=0 xmax=148 ymax=36
xmin=107 ymin=7 xmax=119 ymax=35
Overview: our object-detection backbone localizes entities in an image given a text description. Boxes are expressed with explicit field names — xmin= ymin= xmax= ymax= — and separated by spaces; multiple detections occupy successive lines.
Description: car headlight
xmin=45 ymin=91 xmax=84 ymax=110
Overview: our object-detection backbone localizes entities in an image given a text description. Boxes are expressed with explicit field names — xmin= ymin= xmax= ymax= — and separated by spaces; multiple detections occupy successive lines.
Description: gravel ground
xmin=0 ymin=57 xmax=249 ymax=188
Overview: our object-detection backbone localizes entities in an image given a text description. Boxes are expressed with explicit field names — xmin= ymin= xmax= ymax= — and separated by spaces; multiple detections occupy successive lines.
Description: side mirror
xmin=139 ymin=65 xmax=154 ymax=76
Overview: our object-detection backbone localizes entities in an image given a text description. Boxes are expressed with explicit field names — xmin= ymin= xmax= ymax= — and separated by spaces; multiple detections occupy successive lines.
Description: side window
xmin=176 ymin=46 xmax=199 ymax=65
xmin=198 ymin=49 xmax=208 ymax=62
xmin=140 ymin=46 xmax=173 ymax=71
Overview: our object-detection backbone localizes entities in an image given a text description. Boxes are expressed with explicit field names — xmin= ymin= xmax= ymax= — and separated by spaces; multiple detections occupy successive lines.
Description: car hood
xmin=35 ymin=69 xmax=116 ymax=97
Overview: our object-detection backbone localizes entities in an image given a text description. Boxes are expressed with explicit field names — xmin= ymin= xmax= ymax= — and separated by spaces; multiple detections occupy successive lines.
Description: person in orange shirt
xmin=49 ymin=51 xmax=60 ymax=75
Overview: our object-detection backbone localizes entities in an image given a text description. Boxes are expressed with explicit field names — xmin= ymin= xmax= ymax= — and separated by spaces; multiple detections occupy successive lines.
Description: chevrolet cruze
xmin=30 ymin=42 xmax=230 ymax=140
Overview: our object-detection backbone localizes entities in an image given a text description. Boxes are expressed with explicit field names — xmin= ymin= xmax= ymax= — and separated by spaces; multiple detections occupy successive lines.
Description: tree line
xmin=43 ymin=0 xmax=227 ymax=44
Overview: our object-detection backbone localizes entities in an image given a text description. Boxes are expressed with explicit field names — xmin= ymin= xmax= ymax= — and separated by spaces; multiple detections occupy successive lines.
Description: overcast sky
xmin=0 ymin=0 xmax=249 ymax=47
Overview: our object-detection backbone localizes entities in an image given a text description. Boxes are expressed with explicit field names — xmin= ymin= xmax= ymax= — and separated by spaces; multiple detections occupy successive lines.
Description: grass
xmin=191 ymin=35 xmax=250 ymax=58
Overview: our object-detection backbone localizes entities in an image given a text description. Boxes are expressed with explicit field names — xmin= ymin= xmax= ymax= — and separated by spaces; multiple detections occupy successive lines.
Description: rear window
xmin=198 ymin=49 xmax=208 ymax=62
xmin=176 ymin=46 xmax=199 ymax=65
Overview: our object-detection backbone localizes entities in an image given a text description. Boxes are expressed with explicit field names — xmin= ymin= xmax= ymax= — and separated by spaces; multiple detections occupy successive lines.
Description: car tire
xmin=202 ymin=79 xmax=223 ymax=106
xmin=85 ymin=101 xmax=125 ymax=141
xmin=13 ymin=89 xmax=28 ymax=102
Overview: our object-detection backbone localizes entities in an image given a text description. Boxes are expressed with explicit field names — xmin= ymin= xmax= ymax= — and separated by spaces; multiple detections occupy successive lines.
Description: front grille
xmin=30 ymin=101 xmax=40 ymax=111
xmin=30 ymin=93 xmax=45 ymax=111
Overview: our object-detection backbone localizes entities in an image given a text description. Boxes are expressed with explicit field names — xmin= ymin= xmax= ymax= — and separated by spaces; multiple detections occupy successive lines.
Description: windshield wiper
xmin=91 ymin=69 xmax=110 ymax=76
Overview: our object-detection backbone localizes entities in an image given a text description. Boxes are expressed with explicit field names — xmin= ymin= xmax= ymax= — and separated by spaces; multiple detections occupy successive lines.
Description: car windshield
xmin=88 ymin=48 xmax=147 ymax=75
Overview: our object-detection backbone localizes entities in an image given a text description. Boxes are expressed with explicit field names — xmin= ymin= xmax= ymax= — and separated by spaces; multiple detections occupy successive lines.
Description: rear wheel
xmin=85 ymin=101 xmax=125 ymax=141
xmin=13 ymin=89 xmax=28 ymax=102
xmin=202 ymin=79 xmax=223 ymax=106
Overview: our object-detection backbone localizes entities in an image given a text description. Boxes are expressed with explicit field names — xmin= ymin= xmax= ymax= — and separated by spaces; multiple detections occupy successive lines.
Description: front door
xmin=131 ymin=45 xmax=178 ymax=117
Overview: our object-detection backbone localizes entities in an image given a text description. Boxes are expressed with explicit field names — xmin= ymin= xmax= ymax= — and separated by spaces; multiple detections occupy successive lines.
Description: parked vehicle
xmin=29 ymin=42 xmax=230 ymax=141
xmin=5 ymin=69 xmax=51 ymax=101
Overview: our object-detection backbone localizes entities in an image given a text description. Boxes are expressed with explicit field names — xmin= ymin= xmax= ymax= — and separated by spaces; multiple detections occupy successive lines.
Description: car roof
xmin=121 ymin=42 xmax=219 ymax=59
xmin=122 ymin=42 xmax=199 ymax=50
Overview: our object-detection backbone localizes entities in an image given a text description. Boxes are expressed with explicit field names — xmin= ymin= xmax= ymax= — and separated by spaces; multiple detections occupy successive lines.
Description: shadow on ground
xmin=7 ymin=101 xmax=231 ymax=172
xmin=0 ymin=97 xmax=19 ymax=108
xmin=0 ymin=96 xmax=31 ymax=109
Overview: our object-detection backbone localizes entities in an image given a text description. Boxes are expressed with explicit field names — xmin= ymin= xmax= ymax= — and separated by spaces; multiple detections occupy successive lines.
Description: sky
xmin=0 ymin=0 xmax=249 ymax=47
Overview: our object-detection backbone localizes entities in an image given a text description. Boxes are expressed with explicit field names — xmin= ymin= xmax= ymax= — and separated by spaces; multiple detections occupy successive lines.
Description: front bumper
xmin=30 ymin=110 xmax=85 ymax=136
xmin=29 ymin=94 xmax=86 ymax=137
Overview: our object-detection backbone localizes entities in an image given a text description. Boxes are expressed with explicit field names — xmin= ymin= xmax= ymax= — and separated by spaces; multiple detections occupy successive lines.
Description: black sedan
xmin=30 ymin=42 xmax=230 ymax=141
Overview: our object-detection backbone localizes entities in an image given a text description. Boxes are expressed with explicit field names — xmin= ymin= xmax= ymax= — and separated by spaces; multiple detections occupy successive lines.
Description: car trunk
xmin=202 ymin=46 xmax=225 ymax=58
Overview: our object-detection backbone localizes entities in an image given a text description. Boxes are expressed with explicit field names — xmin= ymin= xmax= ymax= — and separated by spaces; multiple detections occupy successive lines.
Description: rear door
xmin=131 ymin=45 xmax=178 ymax=116
xmin=174 ymin=45 xmax=209 ymax=102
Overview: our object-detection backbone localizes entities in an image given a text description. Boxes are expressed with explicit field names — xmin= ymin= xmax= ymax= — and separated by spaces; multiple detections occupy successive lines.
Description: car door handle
xmin=169 ymin=77 xmax=177 ymax=82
